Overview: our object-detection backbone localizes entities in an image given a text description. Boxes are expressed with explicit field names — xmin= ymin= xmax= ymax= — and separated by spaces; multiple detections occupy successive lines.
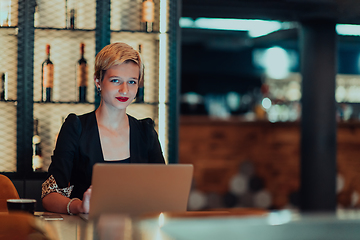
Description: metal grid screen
xmin=0 ymin=0 xmax=19 ymax=171
xmin=0 ymin=0 xmax=173 ymax=172
xmin=33 ymin=0 xmax=96 ymax=171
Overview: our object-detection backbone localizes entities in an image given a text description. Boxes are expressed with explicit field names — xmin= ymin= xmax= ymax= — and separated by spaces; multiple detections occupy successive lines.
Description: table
xmin=31 ymin=209 xmax=360 ymax=240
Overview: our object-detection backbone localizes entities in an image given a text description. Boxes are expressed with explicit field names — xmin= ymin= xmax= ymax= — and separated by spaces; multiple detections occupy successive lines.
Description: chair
xmin=0 ymin=212 xmax=58 ymax=240
xmin=0 ymin=174 xmax=19 ymax=212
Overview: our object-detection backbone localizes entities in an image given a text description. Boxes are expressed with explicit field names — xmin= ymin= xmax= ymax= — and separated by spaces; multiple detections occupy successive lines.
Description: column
xmin=95 ymin=0 xmax=111 ymax=108
xmin=16 ymin=0 xmax=35 ymax=174
xmin=300 ymin=19 xmax=337 ymax=212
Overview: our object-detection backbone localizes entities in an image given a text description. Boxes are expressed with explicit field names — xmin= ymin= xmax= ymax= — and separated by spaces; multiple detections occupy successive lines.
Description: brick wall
xmin=179 ymin=116 xmax=360 ymax=209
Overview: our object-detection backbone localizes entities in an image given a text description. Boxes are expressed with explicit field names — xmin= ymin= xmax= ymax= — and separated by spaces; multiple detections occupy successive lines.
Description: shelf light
xmin=158 ymin=0 xmax=168 ymax=163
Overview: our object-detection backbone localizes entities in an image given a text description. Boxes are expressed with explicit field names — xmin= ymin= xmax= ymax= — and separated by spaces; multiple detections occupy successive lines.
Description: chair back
xmin=0 ymin=174 xmax=19 ymax=212
xmin=0 ymin=212 xmax=57 ymax=240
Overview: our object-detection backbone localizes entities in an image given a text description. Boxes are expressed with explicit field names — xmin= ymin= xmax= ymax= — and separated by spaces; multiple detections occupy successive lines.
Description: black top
xmin=46 ymin=111 xmax=165 ymax=199
xmin=103 ymin=158 xmax=131 ymax=163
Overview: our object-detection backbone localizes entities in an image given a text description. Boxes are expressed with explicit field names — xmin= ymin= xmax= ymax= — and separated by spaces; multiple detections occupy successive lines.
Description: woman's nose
xmin=119 ymin=83 xmax=128 ymax=95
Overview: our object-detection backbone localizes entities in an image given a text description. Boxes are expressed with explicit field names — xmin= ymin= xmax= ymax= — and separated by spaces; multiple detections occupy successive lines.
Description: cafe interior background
xmin=1 ymin=0 xmax=360 ymax=212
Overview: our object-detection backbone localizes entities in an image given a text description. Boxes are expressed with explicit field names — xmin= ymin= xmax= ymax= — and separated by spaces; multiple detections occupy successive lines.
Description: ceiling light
xmin=179 ymin=17 xmax=286 ymax=38
xmin=336 ymin=24 xmax=360 ymax=36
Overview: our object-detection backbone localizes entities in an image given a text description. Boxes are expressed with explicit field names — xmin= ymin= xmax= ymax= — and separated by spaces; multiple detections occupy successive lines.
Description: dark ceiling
xmin=179 ymin=0 xmax=360 ymax=96
xmin=181 ymin=0 xmax=360 ymax=24
xmin=180 ymin=0 xmax=360 ymax=49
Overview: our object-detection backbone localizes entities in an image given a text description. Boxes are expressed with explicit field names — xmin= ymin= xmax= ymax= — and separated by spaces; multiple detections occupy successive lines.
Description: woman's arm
xmin=42 ymin=186 xmax=91 ymax=214
xmin=42 ymin=192 xmax=83 ymax=214
xmin=41 ymin=114 xmax=82 ymax=213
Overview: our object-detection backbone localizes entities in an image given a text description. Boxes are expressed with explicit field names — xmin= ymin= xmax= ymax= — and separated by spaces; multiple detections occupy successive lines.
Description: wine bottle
xmin=135 ymin=44 xmax=144 ymax=103
xmin=0 ymin=72 xmax=8 ymax=101
xmin=42 ymin=44 xmax=54 ymax=102
xmin=69 ymin=9 xmax=75 ymax=29
xmin=0 ymin=0 xmax=11 ymax=26
xmin=66 ymin=0 xmax=76 ymax=29
xmin=141 ymin=0 xmax=154 ymax=32
xmin=34 ymin=0 xmax=39 ymax=27
xmin=77 ymin=43 xmax=88 ymax=102
xmin=32 ymin=118 xmax=43 ymax=171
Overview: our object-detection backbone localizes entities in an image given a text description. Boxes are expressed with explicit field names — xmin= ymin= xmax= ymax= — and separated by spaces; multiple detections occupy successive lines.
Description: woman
xmin=41 ymin=42 xmax=165 ymax=215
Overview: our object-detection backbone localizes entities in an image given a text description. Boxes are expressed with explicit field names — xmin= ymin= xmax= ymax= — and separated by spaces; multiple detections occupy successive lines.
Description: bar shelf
xmin=34 ymin=27 xmax=95 ymax=32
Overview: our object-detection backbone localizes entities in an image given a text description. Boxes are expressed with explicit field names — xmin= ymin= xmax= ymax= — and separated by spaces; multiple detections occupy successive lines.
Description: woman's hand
xmin=81 ymin=186 xmax=92 ymax=213
xmin=68 ymin=186 xmax=92 ymax=214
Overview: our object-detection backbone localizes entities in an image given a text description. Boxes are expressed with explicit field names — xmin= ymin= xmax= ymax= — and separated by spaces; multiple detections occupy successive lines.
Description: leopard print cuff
xmin=41 ymin=175 xmax=74 ymax=199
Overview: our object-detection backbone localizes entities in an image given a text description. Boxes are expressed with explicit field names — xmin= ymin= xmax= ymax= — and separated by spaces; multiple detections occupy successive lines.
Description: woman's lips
xmin=116 ymin=97 xmax=129 ymax=102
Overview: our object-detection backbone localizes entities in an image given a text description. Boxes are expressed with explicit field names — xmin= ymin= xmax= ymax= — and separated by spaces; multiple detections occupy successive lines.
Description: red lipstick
xmin=116 ymin=97 xmax=129 ymax=102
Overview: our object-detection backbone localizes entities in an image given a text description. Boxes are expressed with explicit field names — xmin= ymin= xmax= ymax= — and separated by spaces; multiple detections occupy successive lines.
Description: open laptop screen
xmin=87 ymin=163 xmax=193 ymax=219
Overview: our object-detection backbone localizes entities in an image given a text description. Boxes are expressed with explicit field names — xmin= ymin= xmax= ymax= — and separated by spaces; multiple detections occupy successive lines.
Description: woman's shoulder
xmin=64 ymin=111 xmax=94 ymax=121
xmin=128 ymin=115 xmax=155 ymax=129
xmin=128 ymin=115 xmax=157 ymax=142
xmin=70 ymin=111 xmax=96 ymax=127
xmin=63 ymin=111 xmax=95 ymax=132
xmin=63 ymin=113 xmax=80 ymax=128
xmin=78 ymin=111 xmax=96 ymax=120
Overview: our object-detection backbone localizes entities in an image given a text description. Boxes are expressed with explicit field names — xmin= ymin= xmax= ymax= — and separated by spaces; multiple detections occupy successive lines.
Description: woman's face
xmin=97 ymin=62 xmax=139 ymax=110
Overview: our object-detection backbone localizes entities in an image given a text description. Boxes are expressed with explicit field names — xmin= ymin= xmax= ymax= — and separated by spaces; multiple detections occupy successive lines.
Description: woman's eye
xmin=129 ymin=80 xmax=137 ymax=85
xmin=110 ymin=79 xmax=119 ymax=83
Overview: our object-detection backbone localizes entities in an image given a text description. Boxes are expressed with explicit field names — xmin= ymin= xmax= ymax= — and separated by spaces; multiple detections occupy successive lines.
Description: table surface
xmin=32 ymin=209 xmax=360 ymax=240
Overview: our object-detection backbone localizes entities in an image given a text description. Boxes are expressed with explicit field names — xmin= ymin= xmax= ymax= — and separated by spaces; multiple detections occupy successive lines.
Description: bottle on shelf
xmin=32 ymin=118 xmax=43 ymax=171
xmin=66 ymin=0 xmax=76 ymax=29
xmin=141 ymin=0 xmax=154 ymax=32
xmin=0 ymin=72 xmax=8 ymax=100
xmin=77 ymin=42 xmax=88 ymax=102
xmin=42 ymin=44 xmax=54 ymax=102
xmin=69 ymin=9 xmax=75 ymax=29
xmin=0 ymin=0 xmax=11 ymax=27
xmin=34 ymin=0 xmax=39 ymax=27
xmin=135 ymin=44 xmax=144 ymax=103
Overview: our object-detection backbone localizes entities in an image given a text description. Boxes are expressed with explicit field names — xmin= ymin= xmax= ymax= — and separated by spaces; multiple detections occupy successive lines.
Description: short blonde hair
xmin=94 ymin=42 xmax=144 ymax=87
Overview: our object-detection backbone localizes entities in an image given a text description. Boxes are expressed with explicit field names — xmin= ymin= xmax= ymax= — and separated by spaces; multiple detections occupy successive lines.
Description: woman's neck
xmin=95 ymin=105 xmax=128 ymax=131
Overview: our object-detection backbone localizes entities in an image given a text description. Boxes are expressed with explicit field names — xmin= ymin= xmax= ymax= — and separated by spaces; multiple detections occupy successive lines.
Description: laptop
xmin=81 ymin=163 xmax=193 ymax=220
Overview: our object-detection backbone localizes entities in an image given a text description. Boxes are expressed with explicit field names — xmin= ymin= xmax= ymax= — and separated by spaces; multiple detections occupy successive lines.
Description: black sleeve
xmin=47 ymin=113 xmax=82 ymax=188
xmin=142 ymin=118 xmax=165 ymax=164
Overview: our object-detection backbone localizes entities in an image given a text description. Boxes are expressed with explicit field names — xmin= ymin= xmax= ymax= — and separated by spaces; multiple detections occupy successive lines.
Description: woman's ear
xmin=94 ymin=77 xmax=100 ymax=87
